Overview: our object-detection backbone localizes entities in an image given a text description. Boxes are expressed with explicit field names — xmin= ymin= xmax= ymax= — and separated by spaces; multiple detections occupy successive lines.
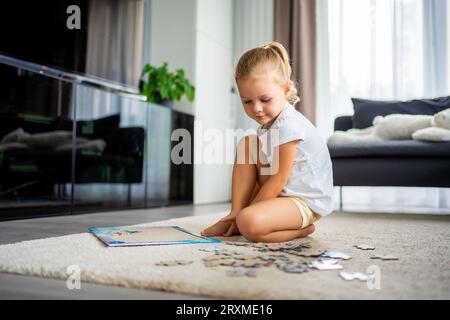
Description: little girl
xmin=201 ymin=41 xmax=334 ymax=243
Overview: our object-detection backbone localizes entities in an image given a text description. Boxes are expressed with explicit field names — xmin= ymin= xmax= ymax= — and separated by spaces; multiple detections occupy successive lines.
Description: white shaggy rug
xmin=0 ymin=212 xmax=449 ymax=299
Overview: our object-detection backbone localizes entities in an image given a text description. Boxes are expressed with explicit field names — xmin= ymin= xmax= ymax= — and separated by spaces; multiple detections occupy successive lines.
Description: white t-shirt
xmin=256 ymin=102 xmax=334 ymax=216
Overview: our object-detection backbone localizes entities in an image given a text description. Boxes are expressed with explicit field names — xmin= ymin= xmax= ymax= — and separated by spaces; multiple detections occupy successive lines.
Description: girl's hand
xmin=220 ymin=213 xmax=240 ymax=237
xmin=200 ymin=212 xmax=239 ymax=237
xmin=222 ymin=221 xmax=240 ymax=237
xmin=220 ymin=213 xmax=237 ymax=223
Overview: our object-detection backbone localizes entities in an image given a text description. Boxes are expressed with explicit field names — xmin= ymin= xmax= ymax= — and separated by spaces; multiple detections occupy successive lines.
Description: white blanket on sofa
xmin=328 ymin=108 xmax=450 ymax=144
xmin=0 ymin=128 xmax=106 ymax=153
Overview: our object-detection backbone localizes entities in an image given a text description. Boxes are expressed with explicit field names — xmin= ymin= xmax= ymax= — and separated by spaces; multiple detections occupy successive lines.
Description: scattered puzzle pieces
xmin=197 ymin=240 xmax=399 ymax=279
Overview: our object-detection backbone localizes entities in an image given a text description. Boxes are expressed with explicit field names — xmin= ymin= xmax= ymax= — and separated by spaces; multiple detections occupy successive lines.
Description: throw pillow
xmin=433 ymin=107 xmax=450 ymax=130
xmin=412 ymin=127 xmax=450 ymax=142
xmin=372 ymin=114 xmax=432 ymax=140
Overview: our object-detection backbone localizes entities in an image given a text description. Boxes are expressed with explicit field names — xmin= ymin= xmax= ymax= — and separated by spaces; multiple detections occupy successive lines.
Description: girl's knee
xmin=236 ymin=209 xmax=267 ymax=241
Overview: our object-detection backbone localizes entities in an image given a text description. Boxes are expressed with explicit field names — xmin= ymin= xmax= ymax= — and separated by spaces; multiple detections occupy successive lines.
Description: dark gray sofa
xmin=326 ymin=97 xmax=450 ymax=209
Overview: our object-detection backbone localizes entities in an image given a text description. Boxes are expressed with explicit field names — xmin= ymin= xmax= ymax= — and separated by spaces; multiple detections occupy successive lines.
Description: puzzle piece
xmin=285 ymin=249 xmax=324 ymax=257
xmin=221 ymin=252 xmax=235 ymax=256
xmin=203 ymin=258 xmax=236 ymax=267
xmin=266 ymin=243 xmax=293 ymax=250
xmin=267 ymin=247 xmax=286 ymax=252
xmin=340 ymin=272 xmax=371 ymax=281
xmin=276 ymin=261 xmax=309 ymax=273
xmin=202 ymin=256 xmax=222 ymax=262
xmin=288 ymin=241 xmax=312 ymax=249
xmin=226 ymin=242 xmax=268 ymax=249
xmin=308 ymin=259 xmax=343 ymax=270
xmin=262 ymin=241 xmax=310 ymax=252
xmin=354 ymin=244 xmax=375 ymax=250
xmin=233 ymin=259 xmax=266 ymax=268
xmin=298 ymin=241 xmax=312 ymax=249
xmin=258 ymin=254 xmax=290 ymax=262
xmin=224 ymin=242 xmax=252 ymax=247
xmin=198 ymin=246 xmax=225 ymax=252
xmin=218 ymin=259 xmax=237 ymax=266
xmin=155 ymin=260 xmax=193 ymax=266
xmin=286 ymin=246 xmax=303 ymax=252
xmin=226 ymin=268 xmax=257 ymax=277
xmin=370 ymin=254 xmax=399 ymax=261
xmin=322 ymin=250 xmax=352 ymax=260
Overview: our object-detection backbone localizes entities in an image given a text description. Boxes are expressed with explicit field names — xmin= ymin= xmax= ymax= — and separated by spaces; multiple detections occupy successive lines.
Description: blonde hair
xmin=234 ymin=41 xmax=300 ymax=104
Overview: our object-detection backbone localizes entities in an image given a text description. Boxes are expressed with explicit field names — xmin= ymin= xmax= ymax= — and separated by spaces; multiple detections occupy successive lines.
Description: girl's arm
xmin=250 ymin=140 xmax=299 ymax=204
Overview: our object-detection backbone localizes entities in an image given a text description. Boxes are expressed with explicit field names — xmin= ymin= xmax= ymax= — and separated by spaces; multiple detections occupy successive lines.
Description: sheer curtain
xmin=85 ymin=0 xmax=144 ymax=87
xmin=71 ymin=0 xmax=149 ymax=207
xmin=316 ymin=0 xmax=450 ymax=214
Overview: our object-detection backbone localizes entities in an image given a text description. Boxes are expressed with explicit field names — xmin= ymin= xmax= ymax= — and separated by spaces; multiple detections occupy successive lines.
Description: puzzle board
xmin=89 ymin=226 xmax=221 ymax=247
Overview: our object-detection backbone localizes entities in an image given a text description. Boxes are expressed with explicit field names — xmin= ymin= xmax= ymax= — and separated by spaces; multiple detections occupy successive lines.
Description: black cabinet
xmin=0 ymin=63 xmax=193 ymax=220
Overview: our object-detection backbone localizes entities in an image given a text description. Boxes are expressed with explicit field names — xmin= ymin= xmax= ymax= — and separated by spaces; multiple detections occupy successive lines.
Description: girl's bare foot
xmin=201 ymin=220 xmax=232 ymax=237
xmin=298 ymin=224 xmax=315 ymax=238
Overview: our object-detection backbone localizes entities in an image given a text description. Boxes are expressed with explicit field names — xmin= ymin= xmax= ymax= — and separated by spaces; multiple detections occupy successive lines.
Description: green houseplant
xmin=139 ymin=62 xmax=195 ymax=106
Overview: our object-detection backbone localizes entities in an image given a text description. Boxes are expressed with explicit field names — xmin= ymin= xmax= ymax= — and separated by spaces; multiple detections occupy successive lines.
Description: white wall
xmin=193 ymin=0 xmax=233 ymax=204
xmin=448 ymin=0 xmax=450 ymax=94
xmin=193 ymin=0 xmax=274 ymax=204
xmin=149 ymin=0 xmax=196 ymax=116
xmin=149 ymin=0 xmax=274 ymax=205
xmin=232 ymin=0 xmax=274 ymax=131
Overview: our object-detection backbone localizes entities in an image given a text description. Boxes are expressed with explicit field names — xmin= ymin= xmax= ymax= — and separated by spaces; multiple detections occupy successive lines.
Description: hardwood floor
xmin=0 ymin=202 xmax=230 ymax=299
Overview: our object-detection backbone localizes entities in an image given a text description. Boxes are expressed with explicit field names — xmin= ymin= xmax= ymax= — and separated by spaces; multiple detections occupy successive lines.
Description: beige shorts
xmin=283 ymin=196 xmax=321 ymax=229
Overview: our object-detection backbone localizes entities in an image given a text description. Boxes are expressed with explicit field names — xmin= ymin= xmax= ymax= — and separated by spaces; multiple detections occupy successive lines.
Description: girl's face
xmin=237 ymin=72 xmax=289 ymax=128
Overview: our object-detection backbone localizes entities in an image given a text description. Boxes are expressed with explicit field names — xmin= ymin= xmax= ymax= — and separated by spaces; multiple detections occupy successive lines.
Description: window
xmin=317 ymin=0 xmax=449 ymax=137
xmin=317 ymin=0 xmax=450 ymax=213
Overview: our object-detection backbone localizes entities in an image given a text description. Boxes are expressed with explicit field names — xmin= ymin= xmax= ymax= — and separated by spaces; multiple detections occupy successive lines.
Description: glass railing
xmin=0 ymin=53 xmax=141 ymax=96
xmin=0 ymin=54 xmax=175 ymax=220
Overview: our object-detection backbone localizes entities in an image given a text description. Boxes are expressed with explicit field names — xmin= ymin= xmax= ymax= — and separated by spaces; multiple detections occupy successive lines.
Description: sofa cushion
xmin=328 ymin=140 xmax=450 ymax=158
xmin=331 ymin=157 xmax=450 ymax=187
xmin=412 ymin=127 xmax=450 ymax=142
xmin=351 ymin=96 xmax=450 ymax=129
